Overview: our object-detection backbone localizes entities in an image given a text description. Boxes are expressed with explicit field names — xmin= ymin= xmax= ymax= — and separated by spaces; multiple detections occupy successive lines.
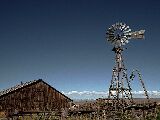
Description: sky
xmin=0 ymin=0 xmax=160 ymax=99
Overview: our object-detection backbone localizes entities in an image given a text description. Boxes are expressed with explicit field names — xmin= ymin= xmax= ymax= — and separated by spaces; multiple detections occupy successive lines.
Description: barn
xmin=0 ymin=79 xmax=72 ymax=118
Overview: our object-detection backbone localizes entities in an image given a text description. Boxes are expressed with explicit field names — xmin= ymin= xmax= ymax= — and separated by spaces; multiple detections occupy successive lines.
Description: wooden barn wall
xmin=0 ymin=82 xmax=71 ymax=116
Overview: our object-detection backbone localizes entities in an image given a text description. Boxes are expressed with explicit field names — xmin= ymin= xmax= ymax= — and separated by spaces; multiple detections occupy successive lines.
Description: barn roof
xmin=0 ymin=79 xmax=72 ymax=101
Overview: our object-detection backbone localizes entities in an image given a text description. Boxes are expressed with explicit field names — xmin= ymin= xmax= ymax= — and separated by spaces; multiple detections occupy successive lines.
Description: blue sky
xmin=0 ymin=0 xmax=160 ymax=99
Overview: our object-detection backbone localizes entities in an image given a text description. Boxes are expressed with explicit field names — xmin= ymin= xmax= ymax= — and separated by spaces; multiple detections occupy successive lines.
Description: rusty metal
xmin=105 ymin=22 xmax=157 ymax=119
xmin=108 ymin=47 xmax=134 ymax=112
xmin=130 ymin=69 xmax=150 ymax=101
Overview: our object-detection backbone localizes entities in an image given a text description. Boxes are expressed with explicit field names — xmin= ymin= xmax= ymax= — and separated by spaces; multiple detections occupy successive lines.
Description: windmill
xmin=106 ymin=22 xmax=145 ymax=111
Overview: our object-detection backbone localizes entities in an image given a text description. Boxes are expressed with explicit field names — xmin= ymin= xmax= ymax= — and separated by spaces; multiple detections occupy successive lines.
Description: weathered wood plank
xmin=0 ymin=80 xmax=72 ymax=117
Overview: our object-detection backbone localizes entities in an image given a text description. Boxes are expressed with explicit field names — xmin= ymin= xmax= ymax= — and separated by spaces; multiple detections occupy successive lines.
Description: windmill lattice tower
xmin=106 ymin=22 xmax=145 ymax=111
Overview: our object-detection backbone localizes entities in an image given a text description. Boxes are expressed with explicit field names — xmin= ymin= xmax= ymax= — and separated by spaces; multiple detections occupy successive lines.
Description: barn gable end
xmin=0 ymin=79 xmax=72 ymax=117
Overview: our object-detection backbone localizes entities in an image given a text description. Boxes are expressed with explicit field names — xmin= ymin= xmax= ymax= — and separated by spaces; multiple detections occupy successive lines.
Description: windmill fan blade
xmin=123 ymin=26 xmax=129 ymax=31
xmin=123 ymin=29 xmax=131 ymax=33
